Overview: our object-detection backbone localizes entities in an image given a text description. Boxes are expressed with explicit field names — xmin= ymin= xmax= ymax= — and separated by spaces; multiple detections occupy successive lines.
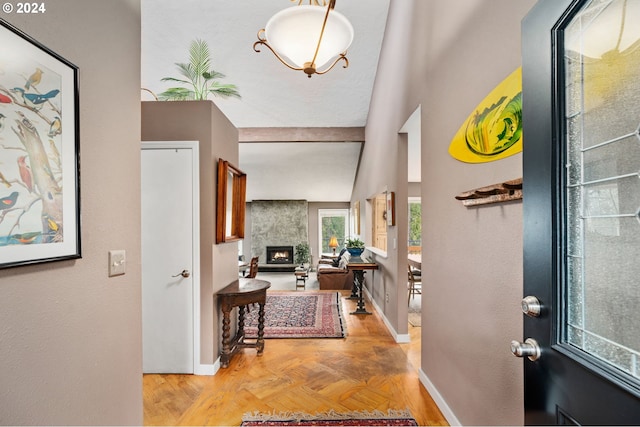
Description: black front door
xmin=522 ymin=0 xmax=640 ymax=424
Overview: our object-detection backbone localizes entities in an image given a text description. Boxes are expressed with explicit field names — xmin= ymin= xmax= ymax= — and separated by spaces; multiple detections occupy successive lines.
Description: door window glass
xmin=563 ymin=0 xmax=640 ymax=380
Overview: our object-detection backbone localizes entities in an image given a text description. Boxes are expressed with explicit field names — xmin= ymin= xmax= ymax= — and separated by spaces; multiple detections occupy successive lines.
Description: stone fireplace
xmin=266 ymin=246 xmax=294 ymax=264
xmin=250 ymin=200 xmax=309 ymax=268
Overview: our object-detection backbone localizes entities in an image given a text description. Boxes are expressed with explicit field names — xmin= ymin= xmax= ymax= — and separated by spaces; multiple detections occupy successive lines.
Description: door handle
xmin=172 ymin=269 xmax=190 ymax=278
xmin=511 ymin=338 xmax=541 ymax=361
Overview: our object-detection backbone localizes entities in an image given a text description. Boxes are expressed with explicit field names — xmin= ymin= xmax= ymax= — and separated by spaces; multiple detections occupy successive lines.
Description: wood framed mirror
xmin=216 ymin=158 xmax=246 ymax=243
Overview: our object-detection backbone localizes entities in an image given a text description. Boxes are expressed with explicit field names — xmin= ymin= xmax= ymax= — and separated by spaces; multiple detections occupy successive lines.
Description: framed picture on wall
xmin=0 ymin=19 xmax=80 ymax=268
xmin=386 ymin=191 xmax=395 ymax=226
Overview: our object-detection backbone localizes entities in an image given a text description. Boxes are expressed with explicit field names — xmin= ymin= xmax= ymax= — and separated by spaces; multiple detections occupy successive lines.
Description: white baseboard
xmin=362 ymin=287 xmax=410 ymax=343
xmin=194 ymin=360 xmax=219 ymax=376
xmin=418 ymin=368 xmax=462 ymax=426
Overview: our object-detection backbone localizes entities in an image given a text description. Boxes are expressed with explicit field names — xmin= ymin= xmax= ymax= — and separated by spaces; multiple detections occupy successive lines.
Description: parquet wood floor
xmin=143 ymin=290 xmax=448 ymax=426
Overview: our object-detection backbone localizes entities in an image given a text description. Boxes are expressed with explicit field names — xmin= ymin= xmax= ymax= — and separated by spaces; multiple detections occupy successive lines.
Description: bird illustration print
xmin=17 ymin=156 xmax=33 ymax=192
xmin=48 ymin=116 xmax=61 ymax=137
xmin=0 ymin=40 xmax=76 ymax=255
xmin=11 ymin=88 xmax=59 ymax=109
xmin=24 ymin=67 xmax=43 ymax=89
xmin=12 ymin=231 xmax=40 ymax=244
xmin=0 ymin=191 xmax=19 ymax=211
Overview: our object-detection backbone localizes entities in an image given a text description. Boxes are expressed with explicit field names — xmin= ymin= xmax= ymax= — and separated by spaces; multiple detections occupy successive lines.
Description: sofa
xmin=317 ymin=250 xmax=353 ymax=290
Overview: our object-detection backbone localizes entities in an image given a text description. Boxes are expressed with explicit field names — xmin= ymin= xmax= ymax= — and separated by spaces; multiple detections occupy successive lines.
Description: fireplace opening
xmin=266 ymin=246 xmax=294 ymax=264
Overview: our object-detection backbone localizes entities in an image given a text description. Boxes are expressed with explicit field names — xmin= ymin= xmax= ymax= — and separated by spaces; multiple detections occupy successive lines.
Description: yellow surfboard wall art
xmin=449 ymin=67 xmax=522 ymax=163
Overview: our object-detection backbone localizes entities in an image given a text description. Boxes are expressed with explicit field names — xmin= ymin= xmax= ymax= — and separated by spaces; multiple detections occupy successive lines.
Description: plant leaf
xmin=160 ymin=77 xmax=191 ymax=84
xmin=190 ymin=39 xmax=211 ymax=80
xmin=203 ymin=70 xmax=226 ymax=80
xmin=208 ymin=84 xmax=241 ymax=99
xmin=157 ymin=87 xmax=195 ymax=101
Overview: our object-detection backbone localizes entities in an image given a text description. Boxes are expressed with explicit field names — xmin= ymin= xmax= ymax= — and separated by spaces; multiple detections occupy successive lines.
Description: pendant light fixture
xmin=253 ymin=0 xmax=354 ymax=78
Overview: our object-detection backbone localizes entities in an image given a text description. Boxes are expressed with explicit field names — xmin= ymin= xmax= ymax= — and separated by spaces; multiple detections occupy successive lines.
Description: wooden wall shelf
xmin=455 ymin=177 xmax=522 ymax=207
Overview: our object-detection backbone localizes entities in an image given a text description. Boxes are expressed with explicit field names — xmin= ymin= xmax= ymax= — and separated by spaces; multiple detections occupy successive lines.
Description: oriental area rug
xmin=244 ymin=291 xmax=345 ymax=339
xmin=241 ymin=409 xmax=418 ymax=426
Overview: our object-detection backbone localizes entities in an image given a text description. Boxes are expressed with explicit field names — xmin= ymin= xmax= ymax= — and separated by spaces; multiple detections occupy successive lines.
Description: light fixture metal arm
xmin=253 ymin=29 xmax=306 ymax=72
xmin=314 ymin=53 xmax=349 ymax=75
xmin=307 ymin=0 xmax=336 ymax=75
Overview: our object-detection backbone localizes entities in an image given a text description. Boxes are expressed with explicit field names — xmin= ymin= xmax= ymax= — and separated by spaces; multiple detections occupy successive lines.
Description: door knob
xmin=172 ymin=269 xmax=190 ymax=278
xmin=511 ymin=338 xmax=541 ymax=361
xmin=521 ymin=296 xmax=542 ymax=317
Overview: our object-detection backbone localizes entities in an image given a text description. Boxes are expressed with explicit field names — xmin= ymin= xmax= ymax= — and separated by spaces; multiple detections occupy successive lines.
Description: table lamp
xmin=328 ymin=236 xmax=339 ymax=255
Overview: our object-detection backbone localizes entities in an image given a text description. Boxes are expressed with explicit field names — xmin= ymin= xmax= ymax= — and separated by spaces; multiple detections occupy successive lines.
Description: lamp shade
xmin=265 ymin=5 xmax=354 ymax=69
xmin=328 ymin=236 xmax=339 ymax=248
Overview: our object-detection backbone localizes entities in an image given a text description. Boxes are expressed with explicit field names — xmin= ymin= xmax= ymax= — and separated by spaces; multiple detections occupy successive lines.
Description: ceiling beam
xmin=238 ymin=127 xmax=365 ymax=142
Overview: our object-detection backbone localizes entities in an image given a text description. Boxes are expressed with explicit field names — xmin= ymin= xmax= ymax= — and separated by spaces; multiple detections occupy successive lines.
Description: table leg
xmin=256 ymin=302 xmax=266 ymax=355
xmin=220 ymin=303 xmax=232 ymax=368
xmin=350 ymin=270 xmax=372 ymax=315
xmin=347 ymin=273 xmax=359 ymax=300
xmin=238 ymin=305 xmax=246 ymax=342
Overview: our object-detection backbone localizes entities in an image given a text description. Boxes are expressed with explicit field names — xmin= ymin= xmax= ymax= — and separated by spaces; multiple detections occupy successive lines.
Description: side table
xmin=217 ymin=278 xmax=271 ymax=368
xmin=294 ymin=266 xmax=309 ymax=289
xmin=346 ymin=257 xmax=379 ymax=315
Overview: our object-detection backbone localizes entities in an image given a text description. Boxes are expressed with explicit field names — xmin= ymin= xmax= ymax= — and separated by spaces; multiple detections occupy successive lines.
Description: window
xmin=408 ymin=198 xmax=421 ymax=254
xmin=318 ymin=209 xmax=348 ymax=255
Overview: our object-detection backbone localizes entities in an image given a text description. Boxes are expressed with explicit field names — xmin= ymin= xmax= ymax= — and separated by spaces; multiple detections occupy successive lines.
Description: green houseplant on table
xmin=294 ymin=242 xmax=311 ymax=268
xmin=345 ymin=238 xmax=365 ymax=257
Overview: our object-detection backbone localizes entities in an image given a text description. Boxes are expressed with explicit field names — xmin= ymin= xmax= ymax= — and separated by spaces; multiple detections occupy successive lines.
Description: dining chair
xmin=408 ymin=263 xmax=422 ymax=305
xmin=246 ymin=256 xmax=259 ymax=278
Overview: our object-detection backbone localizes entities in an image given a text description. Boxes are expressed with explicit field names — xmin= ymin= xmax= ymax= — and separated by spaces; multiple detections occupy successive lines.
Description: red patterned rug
xmin=241 ymin=409 xmax=418 ymax=426
xmin=244 ymin=291 xmax=345 ymax=339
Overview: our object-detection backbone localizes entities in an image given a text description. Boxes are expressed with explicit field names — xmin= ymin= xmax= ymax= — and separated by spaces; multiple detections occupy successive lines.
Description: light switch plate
xmin=109 ymin=250 xmax=126 ymax=277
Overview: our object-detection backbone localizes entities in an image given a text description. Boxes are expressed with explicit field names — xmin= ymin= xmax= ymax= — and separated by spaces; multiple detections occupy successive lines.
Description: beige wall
xmin=141 ymin=101 xmax=239 ymax=364
xmin=357 ymin=0 xmax=536 ymax=424
xmin=0 ymin=1 xmax=142 ymax=424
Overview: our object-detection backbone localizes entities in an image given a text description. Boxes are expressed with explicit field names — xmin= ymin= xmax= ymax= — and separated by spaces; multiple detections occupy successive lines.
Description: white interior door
xmin=141 ymin=144 xmax=196 ymax=374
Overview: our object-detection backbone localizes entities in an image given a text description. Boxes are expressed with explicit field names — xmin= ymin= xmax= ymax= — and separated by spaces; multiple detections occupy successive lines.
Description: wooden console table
xmin=217 ymin=278 xmax=271 ymax=368
xmin=347 ymin=257 xmax=379 ymax=315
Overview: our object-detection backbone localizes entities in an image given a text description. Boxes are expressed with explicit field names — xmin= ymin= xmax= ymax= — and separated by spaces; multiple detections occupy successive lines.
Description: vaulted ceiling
xmin=141 ymin=0 xmax=390 ymax=201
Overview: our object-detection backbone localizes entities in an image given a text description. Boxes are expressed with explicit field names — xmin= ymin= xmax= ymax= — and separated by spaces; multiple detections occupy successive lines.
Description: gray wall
xmin=0 ymin=1 xmax=143 ymax=424
xmin=141 ymin=101 xmax=239 ymax=365
xmin=356 ymin=0 xmax=536 ymax=424
xmin=250 ymin=200 xmax=308 ymax=263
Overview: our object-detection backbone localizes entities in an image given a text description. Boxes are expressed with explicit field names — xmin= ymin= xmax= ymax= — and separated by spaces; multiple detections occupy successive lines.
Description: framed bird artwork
xmin=0 ymin=18 xmax=80 ymax=268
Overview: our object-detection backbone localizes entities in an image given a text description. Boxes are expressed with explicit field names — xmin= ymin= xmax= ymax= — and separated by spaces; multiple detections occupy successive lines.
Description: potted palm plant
xmin=345 ymin=238 xmax=365 ymax=257
xmin=158 ymin=39 xmax=240 ymax=101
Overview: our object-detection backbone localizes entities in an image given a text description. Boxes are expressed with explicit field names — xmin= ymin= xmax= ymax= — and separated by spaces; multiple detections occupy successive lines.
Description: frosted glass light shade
xmin=265 ymin=5 xmax=354 ymax=69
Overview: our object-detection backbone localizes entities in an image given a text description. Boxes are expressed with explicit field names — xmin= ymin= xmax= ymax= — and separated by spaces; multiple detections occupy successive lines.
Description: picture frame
xmin=0 ymin=19 xmax=80 ymax=268
xmin=386 ymin=191 xmax=395 ymax=226
xmin=216 ymin=158 xmax=246 ymax=244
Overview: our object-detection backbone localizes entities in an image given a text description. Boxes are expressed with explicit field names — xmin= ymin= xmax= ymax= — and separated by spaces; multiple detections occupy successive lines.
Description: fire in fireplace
xmin=266 ymin=246 xmax=294 ymax=264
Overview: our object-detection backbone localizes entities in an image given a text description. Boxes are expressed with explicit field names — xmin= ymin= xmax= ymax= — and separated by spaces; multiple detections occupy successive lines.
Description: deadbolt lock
xmin=521 ymin=296 xmax=542 ymax=317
